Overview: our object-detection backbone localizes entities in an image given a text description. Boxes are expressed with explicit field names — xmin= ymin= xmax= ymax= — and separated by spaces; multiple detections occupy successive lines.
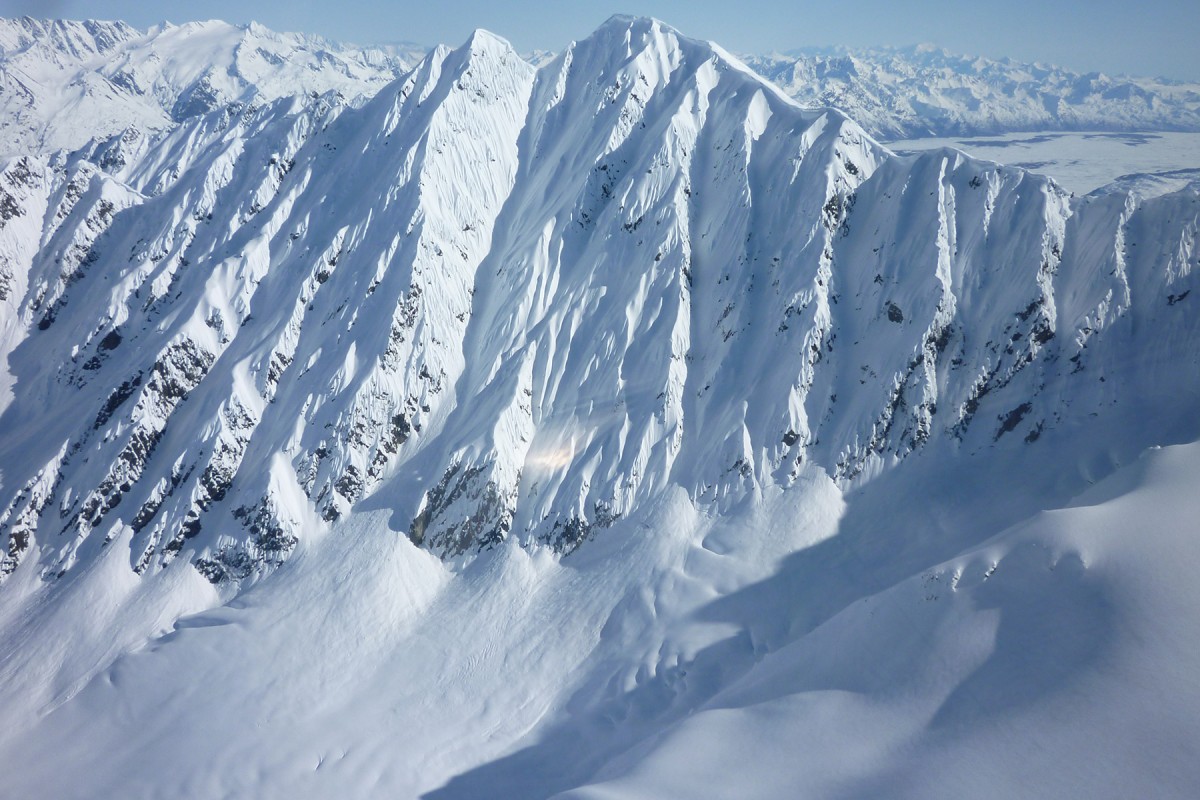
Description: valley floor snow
xmin=889 ymin=130 xmax=1200 ymax=196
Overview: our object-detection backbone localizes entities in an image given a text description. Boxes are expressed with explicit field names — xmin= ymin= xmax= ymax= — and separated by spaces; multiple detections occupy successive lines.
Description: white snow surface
xmin=0 ymin=16 xmax=419 ymax=157
xmin=6 ymin=438 xmax=1200 ymax=799
xmin=561 ymin=440 xmax=1200 ymax=800
xmin=6 ymin=15 xmax=1200 ymax=163
xmin=890 ymin=130 xmax=1200 ymax=197
xmin=743 ymin=44 xmax=1200 ymax=140
xmin=1 ymin=14 xmax=1200 ymax=799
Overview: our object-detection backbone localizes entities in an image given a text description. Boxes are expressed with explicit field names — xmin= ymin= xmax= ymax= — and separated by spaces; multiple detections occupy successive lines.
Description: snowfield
xmin=891 ymin=130 xmax=1200 ymax=197
xmin=0 ymin=13 xmax=1199 ymax=800
xmin=3 ymin=428 xmax=1200 ymax=798
xmin=561 ymin=441 xmax=1200 ymax=800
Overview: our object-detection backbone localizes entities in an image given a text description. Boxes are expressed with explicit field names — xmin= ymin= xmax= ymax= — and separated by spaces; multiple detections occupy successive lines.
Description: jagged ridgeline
xmin=0 ymin=17 xmax=1197 ymax=584
xmin=0 ymin=16 xmax=421 ymax=157
xmin=741 ymin=46 xmax=1200 ymax=139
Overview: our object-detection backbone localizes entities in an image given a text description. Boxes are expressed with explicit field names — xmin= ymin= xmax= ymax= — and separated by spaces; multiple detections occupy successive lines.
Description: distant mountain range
xmin=1 ymin=15 xmax=1200 ymax=799
xmin=3 ymin=16 xmax=1200 ymax=159
xmin=742 ymin=44 xmax=1200 ymax=139
xmin=0 ymin=16 xmax=422 ymax=156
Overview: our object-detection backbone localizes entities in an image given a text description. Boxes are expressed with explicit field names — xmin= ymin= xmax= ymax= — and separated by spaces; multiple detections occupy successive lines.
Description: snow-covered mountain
xmin=1 ymin=15 xmax=1199 ymax=799
xmin=3 ymin=13 xmax=1196 ymax=583
xmin=744 ymin=44 xmax=1200 ymax=139
xmin=7 ymin=15 xmax=1200 ymax=162
xmin=0 ymin=16 xmax=419 ymax=157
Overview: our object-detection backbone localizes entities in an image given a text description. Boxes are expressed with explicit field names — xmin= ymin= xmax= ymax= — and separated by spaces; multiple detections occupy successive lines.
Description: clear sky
xmin=3 ymin=0 xmax=1199 ymax=81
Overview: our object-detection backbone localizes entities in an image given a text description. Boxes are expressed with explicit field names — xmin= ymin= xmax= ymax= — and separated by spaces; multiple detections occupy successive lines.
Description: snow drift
xmin=0 ymin=15 xmax=1199 ymax=799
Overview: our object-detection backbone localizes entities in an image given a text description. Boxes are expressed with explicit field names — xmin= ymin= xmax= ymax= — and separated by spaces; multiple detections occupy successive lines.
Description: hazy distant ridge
xmin=742 ymin=44 xmax=1200 ymax=139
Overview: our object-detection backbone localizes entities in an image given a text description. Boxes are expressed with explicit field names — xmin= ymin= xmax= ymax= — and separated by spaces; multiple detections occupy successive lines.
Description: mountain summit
xmin=1 ymin=16 xmax=1199 ymax=800
xmin=3 ymin=17 xmax=1194 ymax=582
xmin=0 ymin=16 xmax=419 ymax=156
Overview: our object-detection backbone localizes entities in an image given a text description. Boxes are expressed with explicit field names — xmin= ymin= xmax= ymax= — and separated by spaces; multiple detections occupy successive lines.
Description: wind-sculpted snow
xmin=0 ymin=28 xmax=533 ymax=580
xmin=0 ymin=16 xmax=419 ymax=157
xmin=744 ymin=45 xmax=1200 ymax=140
xmin=0 ymin=16 xmax=1198 ymax=587
xmin=2 ymin=15 xmax=1200 ymax=800
xmin=0 ymin=17 xmax=1188 ymax=579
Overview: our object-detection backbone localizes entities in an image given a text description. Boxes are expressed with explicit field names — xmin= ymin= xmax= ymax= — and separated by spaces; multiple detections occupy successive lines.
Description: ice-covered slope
xmin=0 ymin=25 xmax=536 ymax=581
xmin=0 ymin=16 xmax=418 ymax=156
xmin=5 ymin=433 xmax=1200 ymax=799
xmin=1 ymin=15 xmax=1200 ymax=799
xmin=4 ymin=15 xmax=1197 ymax=586
xmin=743 ymin=45 xmax=1200 ymax=139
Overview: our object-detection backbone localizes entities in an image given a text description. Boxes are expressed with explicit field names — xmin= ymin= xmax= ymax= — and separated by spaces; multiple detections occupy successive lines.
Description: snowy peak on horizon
xmin=7 ymin=14 xmax=1200 ymax=161
xmin=742 ymin=43 xmax=1200 ymax=139
xmin=5 ymin=15 xmax=1200 ymax=800
xmin=1 ymin=12 xmax=1198 ymax=590
xmin=0 ymin=15 xmax=421 ymax=156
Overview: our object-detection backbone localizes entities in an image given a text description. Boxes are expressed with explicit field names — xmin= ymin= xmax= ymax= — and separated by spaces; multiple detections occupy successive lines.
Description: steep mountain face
xmin=0 ymin=16 xmax=417 ymax=157
xmin=744 ymin=45 xmax=1200 ymax=139
xmin=7 ymin=14 xmax=1200 ymax=164
xmin=1 ymin=15 xmax=1197 ymax=589
xmin=1 ymin=15 xmax=1200 ymax=799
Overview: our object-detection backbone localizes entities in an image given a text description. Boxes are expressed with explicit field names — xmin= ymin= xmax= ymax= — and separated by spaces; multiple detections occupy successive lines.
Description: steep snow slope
xmin=0 ymin=26 xmax=535 ymax=582
xmin=1 ymin=15 xmax=1200 ymax=799
xmin=4 ymin=15 xmax=1197 ymax=587
xmin=560 ymin=440 xmax=1200 ymax=800
xmin=743 ymin=45 xmax=1200 ymax=139
xmin=0 ymin=16 xmax=416 ymax=156
xmin=0 ymin=377 xmax=1197 ymax=798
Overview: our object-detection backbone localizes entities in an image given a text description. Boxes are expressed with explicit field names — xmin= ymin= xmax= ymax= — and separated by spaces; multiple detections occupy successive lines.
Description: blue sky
xmin=4 ymin=0 xmax=1199 ymax=80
